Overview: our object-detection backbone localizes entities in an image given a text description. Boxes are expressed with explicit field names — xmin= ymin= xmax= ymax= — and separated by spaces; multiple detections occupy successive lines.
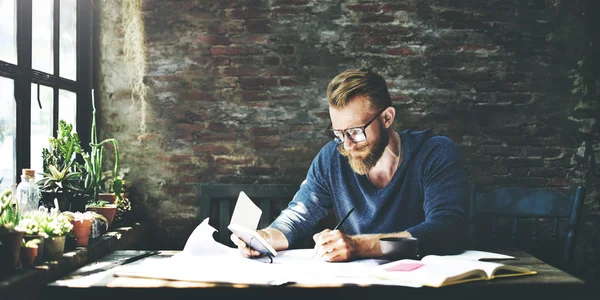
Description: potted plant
xmin=20 ymin=238 xmax=41 ymax=268
xmin=99 ymin=168 xmax=132 ymax=226
xmin=37 ymin=201 xmax=73 ymax=261
xmin=17 ymin=210 xmax=49 ymax=265
xmin=38 ymin=120 xmax=87 ymax=212
xmin=0 ymin=186 xmax=25 ymax=277
xmin=85 ymin=200 xmax=117 ymax=228
xmin=63 ymin=211 xmax=107 ymax=247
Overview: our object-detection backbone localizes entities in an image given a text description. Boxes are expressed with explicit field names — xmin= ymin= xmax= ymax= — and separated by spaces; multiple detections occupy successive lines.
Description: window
xmin=0 ymin=0 xmax=94 ymax=191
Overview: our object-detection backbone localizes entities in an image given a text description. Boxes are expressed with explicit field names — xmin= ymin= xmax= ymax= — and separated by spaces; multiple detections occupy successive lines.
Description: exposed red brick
xmin=254 ymin=136 xmax=280 ymax=148
xmin=263 ymin=56 xmax=280 ymax=66
xmin=382 ymin=4 xmax=415 ymax=12
xmin=192 ymin=144 xmax=231 ymax=155
xmin=176 ymin=123 xmax=206 ymax=132
xmin=460 ymin=44 xmax=499 ymax=51
xmin=199 ymin=134 xmax=238 ymax=141
xmin=362 ymin=36 xmax=392 ymax=45
xmin=347 ymin=4 xmax=381 ymax=12
xmin=216 ymin=157 xmax=255 ymax=165
xmin=274 ymin=0 xmax=309 ymax=5
xmin=272 ymin=7 xmax=311 ymax=15
xmin=252 ymin=127 xmax=280 ymax=136
xmin=210 ymin=46 xmax=262 ymax=56
xmin=230 ymin=34 xmax=269 ymax=44
xmin=241 ymin=90 xmax=268 ymax=101
xmin=387 ymin=47 xmax=416 ymax=56
xmin=240 ymin=166 xmax=280 ymax=175
xmin=264 ymin=68 xmax=293 ymax=76
xmin=271 ymin=94 xmax=299 ymax=101
xmin=221 ymin=67 xmax=259 ymax=76
xmin=360 ymin=15 xmax=395 ymax=23
xmin=246 ymin=20 xmax=270 ymax=33
xmin=313 ymin=111 xmax=330 ymax=119
xmin=230 ymin=9 xmax=266 ymax=19
xmin=273 ymin=45 xmax=295 ymax=55
xmin=196 ymin=35 xmax=231 ymax=45
xmin=280 ymin=78 xmax=304 ymax=86
xmin=239 ymin=77 xmax=278 ymax=88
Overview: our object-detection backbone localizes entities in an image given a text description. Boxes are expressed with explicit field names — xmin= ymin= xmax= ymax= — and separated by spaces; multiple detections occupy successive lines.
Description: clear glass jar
xmin=16 ymin=168 xmax=40 ymax=216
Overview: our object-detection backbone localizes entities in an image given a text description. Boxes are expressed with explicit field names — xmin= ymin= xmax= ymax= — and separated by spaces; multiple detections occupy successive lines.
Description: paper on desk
xmin=174 ymin=218 xmax=238 ymax=258
xmin=113 ymin=218 xmax=420 ymax=287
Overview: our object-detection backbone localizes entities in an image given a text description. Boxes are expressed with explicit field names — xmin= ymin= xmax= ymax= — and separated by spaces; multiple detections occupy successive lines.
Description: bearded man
xmin=232 ymin=69 xmax=468 ymax=262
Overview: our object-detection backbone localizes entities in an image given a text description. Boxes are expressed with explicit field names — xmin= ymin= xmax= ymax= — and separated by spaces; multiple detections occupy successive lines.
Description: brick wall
xmin=98 ymin=0 xmax=599 ymax=281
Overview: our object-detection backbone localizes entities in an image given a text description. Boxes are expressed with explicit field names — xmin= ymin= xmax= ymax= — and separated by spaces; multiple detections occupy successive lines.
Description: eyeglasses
xmin=325 ymin=107 xmax=389 ymax=144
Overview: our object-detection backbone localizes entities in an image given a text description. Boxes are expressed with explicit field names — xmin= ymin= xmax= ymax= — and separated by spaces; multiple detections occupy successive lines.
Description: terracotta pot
xmin=97 ymin=193 xmax=117 ymax=204
xmin=20 ymin=246 xmax=38 ymax=268
xmin=43 ymin=236 xmax=66 ymax=261
xmin=72 ymin=219 xmax=93 ymax=247
xmin=87 ymin=204 xmax=117 ymax=226
xmin=0 ymin=230 xmax=25 ymax=275
xmin=24 ymin=234 xmax=45 ymax=265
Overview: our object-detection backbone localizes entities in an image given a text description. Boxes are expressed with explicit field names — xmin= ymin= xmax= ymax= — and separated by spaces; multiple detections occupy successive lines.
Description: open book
xmin=373 ymin=250 xmax=536 ymax=287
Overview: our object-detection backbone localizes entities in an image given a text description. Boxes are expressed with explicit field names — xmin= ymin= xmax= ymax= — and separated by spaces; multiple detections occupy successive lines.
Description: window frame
xmin=0 ymin=0 xmax=95 ymax=185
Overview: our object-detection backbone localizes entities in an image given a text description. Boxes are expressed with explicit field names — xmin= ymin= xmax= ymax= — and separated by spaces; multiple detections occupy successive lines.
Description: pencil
xmin=312 ymin=207 xmax=355 ymax=258
xmin=333 ymin=207 xmax=355 ymax=231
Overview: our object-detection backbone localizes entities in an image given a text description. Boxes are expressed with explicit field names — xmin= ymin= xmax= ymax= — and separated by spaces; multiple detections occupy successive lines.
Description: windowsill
xmin=0 ymin=222 xmax=148 ymax=299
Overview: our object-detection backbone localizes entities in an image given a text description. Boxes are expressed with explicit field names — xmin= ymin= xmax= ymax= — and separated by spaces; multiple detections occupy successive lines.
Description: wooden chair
xmin=468 ymin=184 xmax=585 ymax=272
xmin=198 ymin=183 xmax=300 ymax=247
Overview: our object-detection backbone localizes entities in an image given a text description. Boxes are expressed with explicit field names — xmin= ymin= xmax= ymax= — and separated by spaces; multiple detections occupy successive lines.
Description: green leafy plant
xmin=85 ymin=200 xmax=108 ymax=209
xmin=0 ymin=187 xmax=22 ymax=233
xmin=37 ymin=163 xmax=83 ymax=193
xmin=39 ymin=120 xmax=85 ymax=195
xmin=33 ymin=204 xmax=73 ymax=237
xmin=41 ymin=120 xmax=83 ymax=175
xmin=17 ymin=210 xmax=49 ymax=237
xmin=22 ymin=238 xmax=41 ymax=248
xmin=81 ymin=92 xmax=122 ymax=204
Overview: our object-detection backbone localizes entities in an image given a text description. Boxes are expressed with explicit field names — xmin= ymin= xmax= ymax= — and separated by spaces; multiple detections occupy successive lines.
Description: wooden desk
xmin=45 ymin=249 xmax=590 ymax=300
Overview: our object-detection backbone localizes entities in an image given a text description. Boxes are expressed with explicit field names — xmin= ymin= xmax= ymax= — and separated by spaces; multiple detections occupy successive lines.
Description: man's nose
xmin=343 ymin=134 xmax=357 ymax=150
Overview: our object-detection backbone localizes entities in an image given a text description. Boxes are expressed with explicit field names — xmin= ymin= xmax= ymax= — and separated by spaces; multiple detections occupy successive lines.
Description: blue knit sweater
xmin=270 ymin=129 xmax=468 ymax=256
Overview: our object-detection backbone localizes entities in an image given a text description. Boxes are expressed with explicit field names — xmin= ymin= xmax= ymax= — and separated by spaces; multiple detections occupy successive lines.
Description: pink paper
xmin=384 ymin=262 xmax=424 ymax=272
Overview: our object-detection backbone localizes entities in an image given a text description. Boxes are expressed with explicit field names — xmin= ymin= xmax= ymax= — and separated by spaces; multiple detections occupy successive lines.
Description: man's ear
xmin=383 ymin=106 xmax=395 ymax=128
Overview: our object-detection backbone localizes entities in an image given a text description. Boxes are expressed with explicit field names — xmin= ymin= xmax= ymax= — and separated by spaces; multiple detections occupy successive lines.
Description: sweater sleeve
xmin=269 ymin=150 xmax=333 ymax=248
xmin=405 ymin=137 xmax=468 ymax=255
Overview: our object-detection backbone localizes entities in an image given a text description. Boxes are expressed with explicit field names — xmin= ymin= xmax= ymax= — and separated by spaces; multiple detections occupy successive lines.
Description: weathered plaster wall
xmin=98 ymin=0 xmax=599 ymax=282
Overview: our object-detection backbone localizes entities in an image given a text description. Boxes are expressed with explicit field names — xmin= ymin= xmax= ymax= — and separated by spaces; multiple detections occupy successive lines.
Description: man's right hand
xmin=230 ymin=232 xmax=265 ymax=258
xmin=230 ymin=227 xmax=289 ymax=258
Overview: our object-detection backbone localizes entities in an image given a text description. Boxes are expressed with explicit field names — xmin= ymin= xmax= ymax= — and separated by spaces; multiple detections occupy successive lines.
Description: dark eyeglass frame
xmin=325 ymin=106 xmax=389 ymax=144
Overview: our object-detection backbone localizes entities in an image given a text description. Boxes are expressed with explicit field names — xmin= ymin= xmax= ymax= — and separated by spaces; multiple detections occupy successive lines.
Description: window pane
xmin=32 ymin=1 xmax=54 ymax=74
xmin=31 ymin=84 xmax=54 ymax=176
xmin=60 ymin=0 xmax=76 ymax=80
xmin=59 ymin=89 xmax=76 ymax=128
xmin=0 ymin=77 xmax=16 ymax=190
xmin=0 ymin=0 xmax=17 ymax=64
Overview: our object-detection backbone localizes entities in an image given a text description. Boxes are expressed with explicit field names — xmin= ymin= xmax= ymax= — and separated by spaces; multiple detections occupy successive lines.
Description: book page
xmin=420 ymin=256 xmax=535 ymax=279
xmin=373 ymin=259 xmax=488 ymax=287
xmin=423 ymin=250 xmax=515 ymax=261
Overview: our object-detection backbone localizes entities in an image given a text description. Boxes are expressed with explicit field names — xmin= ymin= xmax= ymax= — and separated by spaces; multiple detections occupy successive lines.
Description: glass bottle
xmin=16 ymin=168 xmax=40 ymax=216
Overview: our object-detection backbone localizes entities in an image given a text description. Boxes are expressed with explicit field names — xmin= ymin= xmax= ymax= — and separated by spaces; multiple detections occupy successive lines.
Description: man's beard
xmin=338 ymin=126 xmax=389 ymax=175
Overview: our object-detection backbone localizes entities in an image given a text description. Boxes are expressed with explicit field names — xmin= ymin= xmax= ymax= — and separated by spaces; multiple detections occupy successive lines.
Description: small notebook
xmin=228 ymin=191 xmax=277 ymax=257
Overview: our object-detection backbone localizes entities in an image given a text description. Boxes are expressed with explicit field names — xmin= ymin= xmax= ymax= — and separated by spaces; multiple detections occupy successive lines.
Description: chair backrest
xmin=468 ymin=184 xmax=585 ymax=271
xmin=198 ymin=183 xmax=300 ymax=247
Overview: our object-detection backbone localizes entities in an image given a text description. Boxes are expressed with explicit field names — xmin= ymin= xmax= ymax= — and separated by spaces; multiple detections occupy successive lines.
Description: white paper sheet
xmin=114 ymin=218 xmax=419 ymax=287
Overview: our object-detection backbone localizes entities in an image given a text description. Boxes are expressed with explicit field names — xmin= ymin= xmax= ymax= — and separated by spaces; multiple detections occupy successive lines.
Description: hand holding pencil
xmin=311 ymin=207 xmax=355 ymax=262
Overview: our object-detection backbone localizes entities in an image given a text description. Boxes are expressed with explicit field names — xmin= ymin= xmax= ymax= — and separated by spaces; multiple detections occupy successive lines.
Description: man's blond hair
xmin=327 ymin=68 xmax=392 ymax=110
